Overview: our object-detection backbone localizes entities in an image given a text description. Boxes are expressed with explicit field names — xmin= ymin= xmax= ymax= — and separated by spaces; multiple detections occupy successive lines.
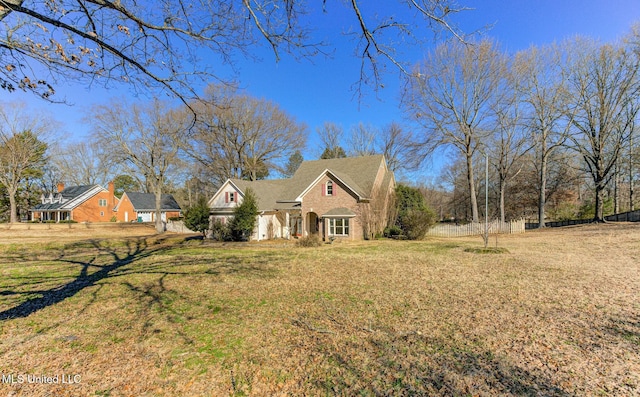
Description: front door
xmin=307 ymin=212 xmax=319 ymax=235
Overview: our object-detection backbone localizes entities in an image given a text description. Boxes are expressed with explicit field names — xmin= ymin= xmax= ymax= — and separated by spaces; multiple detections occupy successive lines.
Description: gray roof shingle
xmin=32 ymin=185 xmax=103 ymax=211
xmin=125 ymin=192 xmax=182 ymax=211
xmin=216 ymin=155 xmax=390 ymax=211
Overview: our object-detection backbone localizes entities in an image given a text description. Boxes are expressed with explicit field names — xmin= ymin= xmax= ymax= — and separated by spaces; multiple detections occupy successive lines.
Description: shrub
xmin=398 ymin=208 xmax=436 ymax=240
xmin=210 ymin=220 xmax=232 ymax=241
xmin=384 ymin=225 xmax=403 ymax=238
xmin=296 ymin=235 xmax=322 ymax=247
xmin=229 ymin=188 xmax=258 ymax=241
xmin=59 ymin=219 xmax=78 ymax=224
xmin=183 ymin=196 xmax=211 ymax=236
xmin=392 ymin=184 xmax=436 ymax=240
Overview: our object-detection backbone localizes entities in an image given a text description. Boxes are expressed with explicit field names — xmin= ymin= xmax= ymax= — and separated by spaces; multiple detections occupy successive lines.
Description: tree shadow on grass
xmin=0 ymin=238 xmax=281 ymax=321
xmin=316 ymin=333 xmax=573 ymax=396
xmin=0 ymin=236 xmax=167 ymax=320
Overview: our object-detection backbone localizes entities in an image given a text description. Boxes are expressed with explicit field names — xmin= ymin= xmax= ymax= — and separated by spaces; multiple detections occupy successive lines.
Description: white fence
xmin=426 ymin=219 xmax=526 ymax=237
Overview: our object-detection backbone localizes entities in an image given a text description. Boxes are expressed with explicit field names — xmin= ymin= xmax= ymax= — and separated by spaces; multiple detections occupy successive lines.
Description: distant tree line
xmin=2 ymin=24 xmax=640 ymax=230
xmin=405 ymin=27 xmax=640 ymax=226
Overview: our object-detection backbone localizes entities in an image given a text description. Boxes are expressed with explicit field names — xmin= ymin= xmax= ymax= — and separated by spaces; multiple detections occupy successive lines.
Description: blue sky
xmin=8 ymin=0 xmax=640 ymax=181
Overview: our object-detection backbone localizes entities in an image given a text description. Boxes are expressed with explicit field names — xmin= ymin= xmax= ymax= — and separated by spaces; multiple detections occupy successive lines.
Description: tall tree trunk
xmin=499 ymin=177 xmax=506 ymax=223
xmin=630 ymin=136 xmax=635 ymax=211
xmin=8 ymin=188 xmax=18 ymax=223
xmin=594 ymin=177 xmax=606 ymax=222
xmin=155 ymin=184 xmax=164 ymax=233
xmin=466 ymin=152 xmax=479 ymax=223
xmin=614 ymin=161 xmax=619 ymax=214
xmin=538 ymin=149 xmax=548 ymax=228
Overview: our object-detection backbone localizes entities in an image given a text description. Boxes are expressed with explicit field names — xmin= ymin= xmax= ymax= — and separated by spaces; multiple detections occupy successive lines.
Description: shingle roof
xmin=229 ymin=179 xmax=295 ymax=211
xmin=213 ymin=155 xmax=391 ymax=212
xmin=32 ymin=185 xmax=104 ymax=211
xmin=124 ymin=192 xmax=182 ymax=211
xmin=283 ymin=154 xmax=386 ymax=200
xmin=322 ymin=207 xmax=357 ymax=217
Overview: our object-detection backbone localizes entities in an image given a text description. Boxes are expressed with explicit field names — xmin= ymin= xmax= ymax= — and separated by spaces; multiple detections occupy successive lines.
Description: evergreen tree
xmin=183 ymin=196 xmax=211 ymax=236
xmin=284 ymin=150 xmax=304 ymax=177
xmin=229 ymin=188 xmax=259 ymax=241
xmin=393 ymin=184 xmax=436 ymax=240
xmin=320 ymin=146 xmax=347 ymax=159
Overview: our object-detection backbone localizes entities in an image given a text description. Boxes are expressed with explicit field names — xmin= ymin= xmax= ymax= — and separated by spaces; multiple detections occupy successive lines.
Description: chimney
xmin=108 ymin=181 xmax=116 ymax=209
xmin=57 ymin=182 xmax=65 ymax=193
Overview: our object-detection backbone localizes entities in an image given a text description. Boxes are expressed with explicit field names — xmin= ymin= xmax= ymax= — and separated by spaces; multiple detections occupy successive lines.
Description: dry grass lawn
xmin=0 ymin=223 xmax=638 ymax=396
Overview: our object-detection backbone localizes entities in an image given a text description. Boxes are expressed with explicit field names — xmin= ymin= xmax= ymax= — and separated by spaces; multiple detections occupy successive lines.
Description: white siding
xmin=209 ymin=182 xmax=243 ymax=209
xmin=253 ymin=214 xmax=283 ymax=241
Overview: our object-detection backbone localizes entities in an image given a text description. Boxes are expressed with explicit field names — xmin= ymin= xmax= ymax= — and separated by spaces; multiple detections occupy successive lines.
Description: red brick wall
xmin=71 ymin=191 xmax=119 ymax=222
xmin=301 ymin=175 xmax=363 ymax=240
xmin=115 ymin=194 xmax=136 ymax=222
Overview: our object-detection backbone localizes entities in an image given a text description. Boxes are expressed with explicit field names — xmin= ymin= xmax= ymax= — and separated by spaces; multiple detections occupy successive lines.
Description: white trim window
xmin=99 ymin=199 xmax=107 ymax=207
xmin=328 ymin=218 xmax=349 ymax=236
xmin=225 ymin=191 xmax=236 ymax=203
xmin=326 ymin=181 xmax=333 ymax=196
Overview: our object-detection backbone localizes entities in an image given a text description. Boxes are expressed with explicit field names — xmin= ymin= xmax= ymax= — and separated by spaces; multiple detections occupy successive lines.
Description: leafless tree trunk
xmin=91 ymin=100 xmax=188 ymax=233
xmin=516 ymin=43 xmax=572 ymax=228
xmin=404 ymin=40 xmax=505 ymax=223
xmin=567 ymin=36 xmax=640 ymax=222
xmin=491 ymin=62 xmax=532 ymax=223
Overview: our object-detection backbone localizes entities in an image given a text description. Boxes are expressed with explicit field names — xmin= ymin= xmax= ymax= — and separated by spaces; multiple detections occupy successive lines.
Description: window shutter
xmin=334 ymin=184 xmax=338 ymax=196
xmin=321 ymin=183 xmax=325 ymax=196
xmin=225 ymin=192 xmax=229 ymax=203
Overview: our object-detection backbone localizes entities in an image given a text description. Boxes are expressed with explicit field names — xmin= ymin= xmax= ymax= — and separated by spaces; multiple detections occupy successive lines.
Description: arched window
xmin=326 ymin=181 xmax=333 ymax=196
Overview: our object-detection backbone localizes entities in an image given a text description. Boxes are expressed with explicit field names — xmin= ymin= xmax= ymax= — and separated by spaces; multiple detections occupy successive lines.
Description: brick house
xmin=208 ymin=155 xmax=395 ymax=241
xmin=113 ymin=192 xmax=182 ymax=223
xmin=31 ymin=182 xmax=119 ymax=222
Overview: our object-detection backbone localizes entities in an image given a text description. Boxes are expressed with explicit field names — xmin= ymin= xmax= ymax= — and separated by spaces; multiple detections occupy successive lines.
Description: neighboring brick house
xmin=208 ymin=155 xmax=395 ymax=241
xmin=31 ymin=182 xmax=119 ymax=222
xmin=114 ymin=192 xmax=181 ymax=223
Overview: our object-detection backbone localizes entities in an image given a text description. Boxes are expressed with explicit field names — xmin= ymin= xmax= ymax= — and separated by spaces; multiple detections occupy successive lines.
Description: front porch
xmin=31 ymin=210 xmax=71 ymax=222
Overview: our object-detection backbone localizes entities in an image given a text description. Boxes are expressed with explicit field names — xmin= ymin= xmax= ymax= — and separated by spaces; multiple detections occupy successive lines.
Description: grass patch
xmin=464 ymin=246 xmax=510 ymax=254
xmin=0 ymin=224 xmax=639 ymax=395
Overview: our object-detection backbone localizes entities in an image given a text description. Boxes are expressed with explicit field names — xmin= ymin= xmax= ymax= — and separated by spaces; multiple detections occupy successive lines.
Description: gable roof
xmin=209 ymin=155 xmax=391 ymax=211
xmin=123 ymin=192 xmax=182 ymax=212
xmin=286 ymin=154 xmax=386 ymax=200
xmin=32 ymin=184 xmax=106 ymax=211
xmin=228 ymin=178 xmax=296 ymax=211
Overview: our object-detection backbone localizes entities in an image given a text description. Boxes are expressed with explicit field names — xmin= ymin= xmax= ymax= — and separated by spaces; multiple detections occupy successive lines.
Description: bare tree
xmin=404 ymin=39 xmax=506 ymax=223
xmin=317 ymin=122 xmax=347 ymax=159
xmin=51 ymin=141 xmax=114 ymax=186
xmin=491 ymin=62 xmax=532 ymax=222
xmin=516 ymin=43 xmax=573 ymax=228
xmin=91 ymin=100 xmax=188 ymax=233
xmin=378 ymin=121 xmax=415 ymax=173
xmin=348 ymin=123 xmax=377 ymax=156
xmin=567 ymin=36 xmax=640 ymax=222
xmin=0 ymin=101 xmax=49 ymax=222
xmin=187 ymin=84 xmax=307 ymax=185
xmin=1 ymin=1 xmax=472 ymax=102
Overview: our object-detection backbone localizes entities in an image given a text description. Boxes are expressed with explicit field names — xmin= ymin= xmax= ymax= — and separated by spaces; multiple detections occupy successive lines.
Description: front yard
xmin=0 ymin=224 xmax=638 ymax=395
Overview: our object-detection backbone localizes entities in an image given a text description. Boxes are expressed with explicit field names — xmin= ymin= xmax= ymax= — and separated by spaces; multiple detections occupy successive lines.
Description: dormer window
xmin=326 ymin=181 xmax=333 ymax=196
